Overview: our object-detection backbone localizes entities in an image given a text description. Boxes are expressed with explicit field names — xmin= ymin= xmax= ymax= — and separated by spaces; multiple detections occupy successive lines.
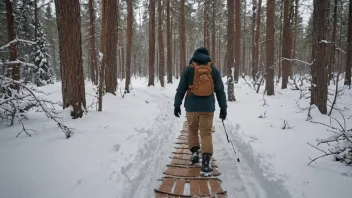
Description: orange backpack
xmin=186 ymin=61 xmax=214 ymax=97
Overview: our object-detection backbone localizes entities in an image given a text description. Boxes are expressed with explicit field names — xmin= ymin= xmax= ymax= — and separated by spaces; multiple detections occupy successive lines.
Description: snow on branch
xmin=0 ymin=39 xmax=36 ymax=51
xmin=8 ymin=60 xmax=38 ymax=69
xmin=308 ymin=111 xmax=352 ymax=167
xmin=0 ymin=75 xmax=74 ymax=139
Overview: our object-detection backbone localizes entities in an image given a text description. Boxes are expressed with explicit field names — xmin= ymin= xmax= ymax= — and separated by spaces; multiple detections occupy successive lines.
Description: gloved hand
xmin=174 ymin=107 xmax=181 ymax=117
xmin=219 ymin=109 xmax=227 ymax=120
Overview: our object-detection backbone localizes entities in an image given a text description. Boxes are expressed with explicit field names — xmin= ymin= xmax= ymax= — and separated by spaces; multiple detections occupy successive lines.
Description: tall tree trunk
xmin=266 ymin=0 xmax=275 ymax=95
xmin=6 ymin=0 xmax=19 ymax=91
xmin=54 ymin=0 xmax=86 ymax=118
xmin=105 ymin=0 xmax=118 ymax=94
xmin=158 ymin=0 xmax=165 ymax=87
xmin=254 ymin=0 xmax=262 ymax=79
xmin=167 ymin=0 xmax=173 ymax=83
xmin=251 ymin=0 xmax=257 ymax=80
xmin=227 ymin=0 xmax=236 ymax=101
xmin=345 ymin=0 xmax=352 ymax=87
xmin=211 ymin=1 xmax=216 ymax=64
xmin=311 ymin=0 xmax=329 ymax=114
xmin=292 ymin=0 xmax=298 ymax=74
xmin=98 ymin=0 xmax=107 ymax=111
xmin=148 ymin=0 xmax=156 ymax=86
xmin=234 ymin=0 xmax=241 ymax=83
xmin=278 ymin=0 xmax=283 ymax=80
xmin=242 ymin=0 xmax=247 ymax=76
xmin=180 ymin=0 xmax=186 ymax=74
xmin=125 ymin=0 xmax=133 ymax=92
xmin=204 ymin=0 xmax=209 ymax=49
xmin=281 ymin=0 xmax=291 ymax=89
xmin=89 ymin=0 xmax=98 ymax=85
xmin=122 ymin=41 xmax=125 ymax=79
xmin=329 ymin=0 xmax=338 ymax=82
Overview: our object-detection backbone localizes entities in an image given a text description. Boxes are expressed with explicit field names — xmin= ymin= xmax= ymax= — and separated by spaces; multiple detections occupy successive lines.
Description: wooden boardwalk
xmin=154 ymin=121 xmax=227 ymax=197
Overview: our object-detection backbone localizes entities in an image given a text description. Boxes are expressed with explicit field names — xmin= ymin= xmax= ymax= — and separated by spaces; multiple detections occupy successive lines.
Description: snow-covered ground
xmin=0 ymin=77 xmax=351 ymax=198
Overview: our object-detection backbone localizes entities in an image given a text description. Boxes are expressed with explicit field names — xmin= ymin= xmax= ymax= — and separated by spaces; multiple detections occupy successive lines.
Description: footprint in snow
xmin=112 ymin=144 xmax=121 ymax=152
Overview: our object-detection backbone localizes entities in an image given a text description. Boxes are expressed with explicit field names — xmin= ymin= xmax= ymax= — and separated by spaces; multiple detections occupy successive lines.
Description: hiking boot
xmin=200 ymin=153 xmax=213 ymax=177
xmin=190 ymin=146 xmax=200 ymax=165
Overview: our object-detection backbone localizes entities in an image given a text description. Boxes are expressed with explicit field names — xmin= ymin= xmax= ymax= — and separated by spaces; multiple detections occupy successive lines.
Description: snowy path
xmin=116 ymin=89 xmax=183 ymax=197
xmin=116 ymin=88 xmax=291 ymax=197
xmin=214 ymin=119 xmax=291 ymax=198
xmin=1 ymin=79 xmax=351 ymax=198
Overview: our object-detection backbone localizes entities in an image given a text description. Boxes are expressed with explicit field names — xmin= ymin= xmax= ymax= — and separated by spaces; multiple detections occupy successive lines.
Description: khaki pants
xmin=186 ymin=112 xmax=214 ymax=155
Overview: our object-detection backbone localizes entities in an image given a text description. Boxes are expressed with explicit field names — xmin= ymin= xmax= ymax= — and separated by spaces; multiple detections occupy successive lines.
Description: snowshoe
xmin=200 ymin=153 xmax=213 ymax=177
xmin=190 ymin=146 xmax=200 ymax=165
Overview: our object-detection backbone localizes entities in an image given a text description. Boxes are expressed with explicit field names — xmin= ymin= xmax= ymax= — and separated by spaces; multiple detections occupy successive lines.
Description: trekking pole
xmin=222 ymin=119 xmax=240 ymax=162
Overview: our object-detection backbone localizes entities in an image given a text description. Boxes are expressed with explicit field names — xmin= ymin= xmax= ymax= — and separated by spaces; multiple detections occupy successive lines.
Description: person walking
xmin=174 ymin=47 xmax=227 ymax=176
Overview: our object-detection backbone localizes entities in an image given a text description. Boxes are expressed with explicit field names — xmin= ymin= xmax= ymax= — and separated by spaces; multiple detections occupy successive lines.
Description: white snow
xmin=0 ymin=77 xmax=351 ymax=198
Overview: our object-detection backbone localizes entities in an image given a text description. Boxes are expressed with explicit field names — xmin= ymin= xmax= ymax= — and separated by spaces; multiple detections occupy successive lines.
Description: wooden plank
xmin=163 ymin=167 xmax=174 ymax=176
xmin=190 ymin=180 xmax=199 ymax=196
xmin=155 ymin=192 xmax=167 ymax=197
xmin=198 ymin=180 xmax=210 ymax=195
xmin=158 ymin=178 xmax=174 ymax=193
xmin=173 ymin=179 xmax=186 ymax=195
xmin=209 ymin=180 xmax=224 ymax=194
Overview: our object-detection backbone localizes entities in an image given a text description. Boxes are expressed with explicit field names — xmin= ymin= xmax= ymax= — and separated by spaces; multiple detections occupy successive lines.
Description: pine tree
xmin=31 ymin=22 xmax=54 ymax=86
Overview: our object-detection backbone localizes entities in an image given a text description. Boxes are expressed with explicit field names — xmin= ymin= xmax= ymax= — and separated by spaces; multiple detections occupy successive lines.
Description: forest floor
xmin=0 ymin=77 xmax=351 ymax=198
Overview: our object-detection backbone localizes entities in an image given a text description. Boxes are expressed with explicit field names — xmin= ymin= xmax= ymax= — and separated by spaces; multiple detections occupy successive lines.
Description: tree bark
xmin=329 ymin=0 xmax=338 ymax=82
xmin=158 ymin=0 xmax=165 ymax=87
xmin=281 ymin=0 xmax=291 ymax=89
xmin=291 ymin=0 xmax=298 ymax=74
xmin=234 ymin=0 xmax=241 ymax=83
xmin=125 ymin=0 xmax=133 ymax=92
xmin=278 ymin=0 xmax=283 ymax=80
xmin=180 ymin=0 xmax=186 ymax=74
xmin=5 ymin=0 xmax=19 ymax=92
xmin=148 ymin=0 xmax=156 ymax=86
xmin=89 ymin=0 xmax=98 ymax=85
xmin=227 ymin=0 xmax=236 ymax=101
xmin=98 ymin=0 xmax=107 ymax=111
xmin=54 ymin=0 xmax=86 ymax=118
xmin=345 ymin=0 xmax=352 ymax=87
xmin=266 ymin=0 xmax=275 ymax=95
xmin=167 ymin=0 xmax=173 ymax=83
xmin=211 ymin=1 xmax=216 ymax=65
xmin=204 ymin=0 xmax=209 ymax=49
xmin=105 ymin=0 xmax=118 ymax=94
xmin=242 ymin=0 xmax=247 ymax=76
xmin=311 ymin=0 xmax=329 ymax=114
xmin=251 ymin=0 xmax=257 ymax=80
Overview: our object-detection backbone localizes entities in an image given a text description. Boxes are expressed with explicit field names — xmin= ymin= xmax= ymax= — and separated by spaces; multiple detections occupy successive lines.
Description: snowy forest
xmin=1 ymin=0 xmax=352 ymax=197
